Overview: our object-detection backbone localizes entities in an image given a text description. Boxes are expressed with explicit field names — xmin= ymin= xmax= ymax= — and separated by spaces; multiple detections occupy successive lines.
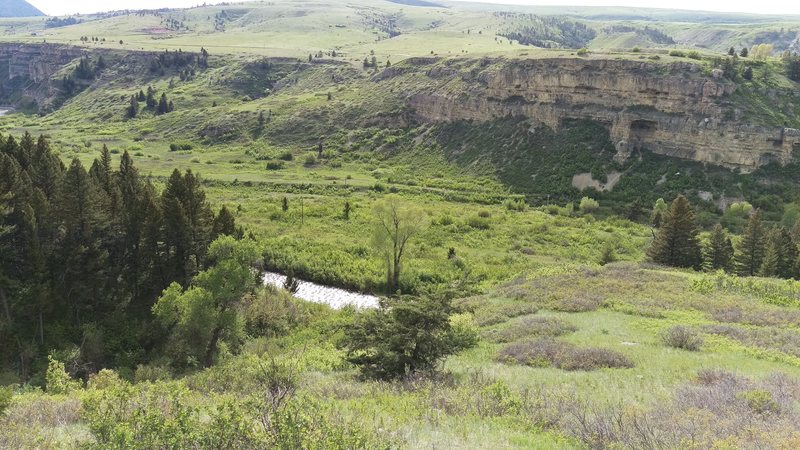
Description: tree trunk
xmin=204 ymin=325 xmax=222 ymax=368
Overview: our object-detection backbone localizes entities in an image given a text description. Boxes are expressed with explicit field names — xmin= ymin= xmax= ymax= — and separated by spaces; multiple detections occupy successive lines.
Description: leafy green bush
xmin=45 ymin=356 xmax=81 ymax=394
xmin=303 ymin=154 xmax=317 ymax=166
xmin=278 ymin=151 xmax=293 ymax=161
xmin=341 ymin=296 xmax=479 ymax=379
xmin=669 ymin=50 xmax=686 ymax=57
xmin=467 ymin=216 xmax=491 ymax=230
xmin=266 ymin=161 xmax=284 ymax=170
xmin=687 ymin=50 xmax=702 ymax=60
xmin=579 ymin=196 xmax=599 ymax=214
xmin=738 ymin=389 xmax=780 ymax=415
xmin=0 ymin=386 xmax=11 ymax=416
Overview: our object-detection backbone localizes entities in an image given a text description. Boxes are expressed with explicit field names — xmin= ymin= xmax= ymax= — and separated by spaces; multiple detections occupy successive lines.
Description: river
xmin=0 ymin=107 xmax=12 ymax=116
xmin=262 ymin=272 xmax=379 ymax=309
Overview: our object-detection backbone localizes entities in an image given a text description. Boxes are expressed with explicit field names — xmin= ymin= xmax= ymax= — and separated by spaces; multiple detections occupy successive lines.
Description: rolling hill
xmin=0 ymin=0 xmax=43 ymax=17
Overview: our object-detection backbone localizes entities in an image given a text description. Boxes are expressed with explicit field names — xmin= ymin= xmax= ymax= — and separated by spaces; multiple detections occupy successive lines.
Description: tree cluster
xmin=126 ymin=86 xmax=174 ymax=118
xmin=648 ymin=195 xmax=800 ymax=279
xmin=0 ymin=133 xmax=239 ymax=380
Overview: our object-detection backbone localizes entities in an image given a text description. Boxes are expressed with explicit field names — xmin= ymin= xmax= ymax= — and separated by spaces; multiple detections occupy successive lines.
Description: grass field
xmin=2 ymin=1 xmax=800 ymax=448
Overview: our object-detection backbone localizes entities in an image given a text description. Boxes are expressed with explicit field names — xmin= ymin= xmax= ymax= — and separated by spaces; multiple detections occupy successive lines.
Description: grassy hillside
xmin=2 ymin=3 xmax=800 ymax=448
xmin=1 ymin=0 xmax=799 ymax=59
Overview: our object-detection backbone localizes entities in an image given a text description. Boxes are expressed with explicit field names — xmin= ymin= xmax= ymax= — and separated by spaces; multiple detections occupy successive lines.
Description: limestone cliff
xmin=397 ymin=57 xmax=800 ymax=171
xmin=0 ymin=43 xmax=86 ymax=111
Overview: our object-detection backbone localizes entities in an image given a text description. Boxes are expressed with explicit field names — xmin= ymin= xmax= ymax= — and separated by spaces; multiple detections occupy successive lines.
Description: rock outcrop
xmin=401 ymin=57 xmax=800 ymax=171
xmin=0 ymin=43 xmax=86 ymax=111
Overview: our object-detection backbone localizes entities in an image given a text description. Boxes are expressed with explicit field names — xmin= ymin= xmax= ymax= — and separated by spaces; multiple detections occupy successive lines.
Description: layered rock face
xmin=405 ymin=57 xmax=800 ymax=170
xmin=0 ymin=43 xmax=87 ymax=109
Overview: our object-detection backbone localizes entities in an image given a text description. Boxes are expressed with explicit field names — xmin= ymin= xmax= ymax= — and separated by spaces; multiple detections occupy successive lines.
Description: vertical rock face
xmin=0 ymin=43 xmax=86 ymax=110
xmin=404 ymin=57 xmax=800 ymax=171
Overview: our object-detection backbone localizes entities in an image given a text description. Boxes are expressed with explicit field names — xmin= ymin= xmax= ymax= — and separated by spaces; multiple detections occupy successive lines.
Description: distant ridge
xmin=0 ymin=0 xmax=44 ymax=17
xmin=387 ymin=0 xmax=444 ymax=8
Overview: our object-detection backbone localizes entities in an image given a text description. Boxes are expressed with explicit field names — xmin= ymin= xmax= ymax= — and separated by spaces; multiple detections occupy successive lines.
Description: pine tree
xmin=728 ymin=47 xmax=735 ymax=56
xmin=282 ymin=196 xmax=289 ymax=212
xmin=647 ymin=194 xmax=702 ymax=269
xmin=211 ymin=205 xmax=236 ymax=239
xmin=343 ymin=201 xmax=351 ymax=220
xmin=735 ymin=209 xmax=766 ymax=276
xmin=705 ymin=224 xmax=733 ymax=271
xmin=157 ymin=93 xmax=169 ymax=115
xmin=146 ymin=87 xmax=156 ymax=109
xmin=126 ymin=95 xmax=139 ymax=118
xmin=762 ymin=226 xmax=797 ymax=279
xmin=55 ymin=158 xmax=109 ymax=326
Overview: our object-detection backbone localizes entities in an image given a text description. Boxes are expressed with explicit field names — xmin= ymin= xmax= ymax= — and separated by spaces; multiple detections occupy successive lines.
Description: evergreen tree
xmin=126 ymin=95 xmax=139 ymax=118
xmin=740 ymin=47 xmax=749 ymax=57
xmin=157 ymin=93 xmax=169 ymax=115
xmin=646 ymin=194 xmax=702 ymax=269
xmin=728 ymin=47 xmax=735 ymax=56
xmin=55 ymin=158 xmax=110 ymax=327
xmin=760 ymin=226 xmax=796 ymax=279
xmin=146 ymin=87 xmax=156 ymax=109
xmin=705 ymin=223 xmax=733 ymax=271
xmin=282 ymin=196 xmax=289 ymax=212
xmin=211 ymin=205 xmax=236 ymax=239
xmin=735 ymin=209 xmax=766 ymax=276
xmin=137 ymin=90 xmax=146 ymax=102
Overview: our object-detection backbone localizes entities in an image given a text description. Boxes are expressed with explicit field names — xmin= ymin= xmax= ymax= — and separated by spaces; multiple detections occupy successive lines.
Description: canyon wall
xmin=402 ymin=57 xmax=800 ymax=170
xmin=0 ymin=43 xmax=86 ymax=110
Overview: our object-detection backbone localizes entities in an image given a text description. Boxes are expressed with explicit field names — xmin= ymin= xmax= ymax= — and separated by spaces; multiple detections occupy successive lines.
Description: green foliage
xmin=341 ymin=295 xmax=478 ymax=379
xmin=153 ymin=236 xmax=261 ymax=368
xmin=736 ymin=209 xmax=766 ymax=276
xmin=45 ymin=355 xmax=81 ymax=394
xmin=578 ymin=196 xmax=599 ymax=214
xmin=706 ymin=224 xmax=734 ymax=271
xmin=0 ymin=386 xmax=11 ymax=416
xmin=647 ymin=195 xmax=702 ymax=269
xmin=738 ymin=389 xmax=780 ymax=415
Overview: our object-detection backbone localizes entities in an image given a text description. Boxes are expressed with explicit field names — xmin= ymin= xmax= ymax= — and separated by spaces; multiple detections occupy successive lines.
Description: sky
xmin=25 ymin=0 xmax=800 ymax=16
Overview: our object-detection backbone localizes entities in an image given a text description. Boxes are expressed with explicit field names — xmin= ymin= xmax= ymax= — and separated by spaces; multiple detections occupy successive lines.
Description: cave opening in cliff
xmin=629 ymin=119 xmax=658 ymax=148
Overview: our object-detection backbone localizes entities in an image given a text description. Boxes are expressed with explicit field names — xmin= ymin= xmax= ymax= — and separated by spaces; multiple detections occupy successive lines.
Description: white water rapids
xmin=262 ymin=272 xmax=379 ymax=309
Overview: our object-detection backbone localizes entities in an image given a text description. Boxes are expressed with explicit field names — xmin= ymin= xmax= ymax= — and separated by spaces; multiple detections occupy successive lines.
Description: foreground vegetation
xmin=2 ymin=1 xmax=800 ymax=448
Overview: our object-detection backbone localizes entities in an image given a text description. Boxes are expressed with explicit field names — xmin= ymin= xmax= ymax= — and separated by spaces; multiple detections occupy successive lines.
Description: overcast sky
xmin=26 ymin=0 xmax=800 ymax=17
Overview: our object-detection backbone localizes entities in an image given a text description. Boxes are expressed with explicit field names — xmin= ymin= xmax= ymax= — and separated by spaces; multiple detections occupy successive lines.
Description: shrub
xmin=484 ymin=316 xmax=577 ymax=343
xmin=504 ymin=198 xmax=527 ymax=211
xmin=669 ymin=50 xmax=686 ymax=57
xmin=87 ymin=369 xmax=127 ymax=390
xmin=266 ymin=161 xmax=284 ymax=170
xmin=577 ymin=48 xmax=589 ymax=56
xmin=738 ymin=389 xmax=780 ymax=415
xmin=498 ymin=338 xmax=633 ymax=370
xmin=278 ymin=151 xmax=293 ymax=161
xmin=687 ymin=50 xmax=701 ymax=60
xmin=303 ymin=154 xmax=317 ymax=166
xmin=553 ymin=293 xmax=604 ymax=312
xmin=134 ymin=364 xmax=172 ymax=383
xmin=661 ymin=325 xmax=703 ymax=351
xmin=579 ymin=196 xmax=599 ymax=214
xmin=467 ymin=216 xmax=491 ymax=230
xmin=558 ymin=347 xmax=634 ymax=371
xmin=45 ymin=355 xmax=81 ymax=394
xmin=0 ymin=386 xmax=11 ymax=416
